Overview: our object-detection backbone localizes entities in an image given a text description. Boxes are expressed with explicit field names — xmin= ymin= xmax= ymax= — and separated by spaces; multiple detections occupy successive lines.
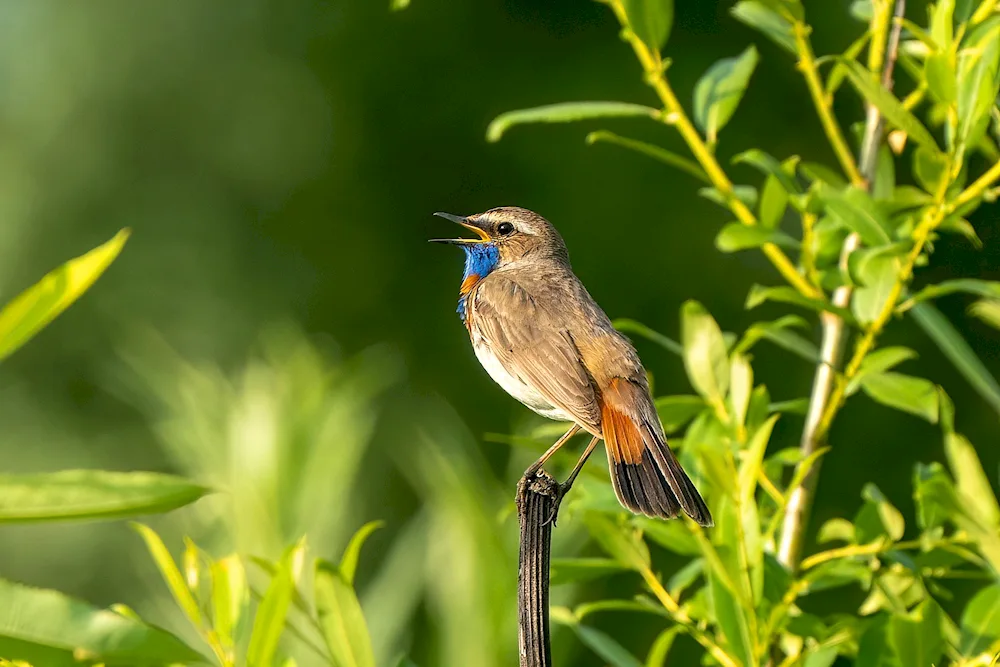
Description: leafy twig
xmin=778 ymin=0 xmax=906 ymax=570
xmin=603 ymin=0 xmax=820 ymax=300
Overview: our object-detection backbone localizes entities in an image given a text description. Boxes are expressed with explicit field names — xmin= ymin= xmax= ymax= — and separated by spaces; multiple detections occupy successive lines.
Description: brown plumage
xmin=433 ymin=206 xmax=712 ymax=526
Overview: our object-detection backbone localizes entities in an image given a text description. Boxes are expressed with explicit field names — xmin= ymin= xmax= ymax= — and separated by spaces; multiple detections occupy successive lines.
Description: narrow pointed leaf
xmin=909 ymin=279 xmax=1000 ymax=305
xmin=681 ymin=301 xmax=730 ymax=402
xmin=586 ymin=131 xmax=709 ymax=182
xmin=0 ymin=229 xmax=129 ymax=362
xmin=315 ymin=561 xmax=376 ymax=667
xmin=131 ymin=523 xmax=204 ymax=627
xmin=613 ymin=318 xmax=683 ymax=356
xmin=487 ymin=102 xmax=659 ymax=142
xmin=745 ymin=285 xmax=853 ymax=320
xmin=910 ymin=301 xmax=1000 ymax=416
xmin=846 ymin=347 xmax=918 ymax=395
xmin=339 ymin=521 xmax=384 ymax=586
xmin=715 ymin=223 xmax=798 ymax=252
xmin=859 ymin=372 xmax=939 ymax=423
xmin=0 ymin=470 xmax=207 ymax=523
xmin=730 ymin=1 xmax=795 ymax=53
xmin=839 ymin=59 xmax=940 ymax=150
xmin=247 ymin=542 xmax=304 ymax=667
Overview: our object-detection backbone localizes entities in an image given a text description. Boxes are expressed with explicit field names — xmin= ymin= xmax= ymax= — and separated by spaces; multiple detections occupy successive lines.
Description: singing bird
xmin=432 ymin=206 xmax=712 ymax=525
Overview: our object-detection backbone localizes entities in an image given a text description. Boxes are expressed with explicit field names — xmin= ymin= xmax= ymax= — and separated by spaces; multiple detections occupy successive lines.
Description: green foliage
xmin=488 ymin=0 xmax=1000 ymax=665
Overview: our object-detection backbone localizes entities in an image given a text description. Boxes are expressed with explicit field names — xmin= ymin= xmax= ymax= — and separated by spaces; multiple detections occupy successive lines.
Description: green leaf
xmin=653 ymin=395 xmax=706 ymax=433
xmin=645 ymin=627 xmax=681 ymax=667
xmin=550 ymin=558 xmax=629 ymax=586
xmin=552 ymin=612 xmax=644 ymax=667
xmin=730 ymin=1 xmax=796 ymax=53
xmin=585 ymin=131 xmax=709 ymax=182
xmin=0 ymin=470 xmax=207 ymax=523
xmin=925 ymin=53 xmax=957 ymax=104
xmin=715 ymin=223 xmax=798 ymax=252
xmin=839 ymin=58 xmax=941 ymax=151
xmin=909 ymin=278 xmax=1000 ymax=305
xmin=855 ymin=616 xmax=894 ymax=667
xmin=735 ymin=315 xmax=818 ymax=362
xmin=639 ymin=517 xmax=701 ymax=556
xmin=846 ymin=347 xmax=918 ymax=395
xmin=852 ymin=254 xmax=898 ymax=326
xmin=745 ymin=284 xmax=853 ymax=320
xmin=210 ymin=555 xmax=247 ymax=651
xmin=861 ymin=484 xmax=905 ymax=542
xmin=623 ymin=0 xmax=673 ymax=50
xmin=389 ymin=0 xmax=411 ymax=9
xmin=315 ymin=559 xmax=376 ymax=667
xmin=699 ymin=185 xmax=758 ymax=209
xmin=486 ymin=102 xmax=659 ymax=142
xmin=681 ymin=300 xmax=730 ymax=402
xmin=860 ymin=372 xmax=940 ymax=423
xmin=0 ymin=577 xmax=205 ymax=666
xmin=960 ymin=584 xmax=1000 ymax=656
xmin=708 ymin=570 xmax=754 ymax=667
xmin=955 ymin=19 xmax=1000 ymax=159
xmin=583 ymin=513 xmax=650 ymax=570
xmin=729 ymin=353 xmax=753 ymax=427
xmin=945 ymin=432 xmax=1000 ymax=528
xmin=667 ymin=558 xmax=704 ymax=598
xmin=819 ymin=185 xmax=893 ymax=246
xmin=913 ymin=462 xmax=959 ymax=531
xmin=911 ymin=301 xmax=1000 ymax=416
xmin=802 ymin=558 xmax=872 ymax=592
xmin=800 ymin=162 xmax=847 ymax=188
xmin=339 ymin=521 xmax=384 ymax=586
xmin=733 ymin=149 xmax=802 ymax=195
xmin=914 ymin=146 xmax=951 ymax=193
xmin=969 ymin=297 xmax=1000 ymax=329
xmin=0 ymin=229 xmax=129 ymax=362
xmin=938 ymin=214 xmax=982 ymax=247
xmin=613 ymin=318 xmax=683 ymax=356
xmin=817 ymin=517 xmax=855 ymax=544
xmin=248 ymin=540 xmax=305 ymax=667
xmin=131 ymin=523 xmax=204 ymax=627
xmin=693 ymin=46 xmax=759 ymax=144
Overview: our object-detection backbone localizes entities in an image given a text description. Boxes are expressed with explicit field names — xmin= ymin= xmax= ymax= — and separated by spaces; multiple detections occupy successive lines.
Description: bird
xmin=431 ymin=206 xmax=712 ymax=526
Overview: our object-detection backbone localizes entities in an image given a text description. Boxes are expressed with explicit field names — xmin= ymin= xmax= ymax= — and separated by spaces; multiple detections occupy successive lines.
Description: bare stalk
xmin=777 ymin=0 xmax=906 ymax=569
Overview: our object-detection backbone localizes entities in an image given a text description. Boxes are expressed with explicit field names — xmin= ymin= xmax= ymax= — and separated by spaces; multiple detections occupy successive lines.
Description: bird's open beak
xmin=429 ymin=212 xmax=491 ymax=245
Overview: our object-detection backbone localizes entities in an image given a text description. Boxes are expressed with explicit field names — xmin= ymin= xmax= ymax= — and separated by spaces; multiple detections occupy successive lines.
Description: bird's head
xmin=430 ymin=206 xmax=568 ymax=268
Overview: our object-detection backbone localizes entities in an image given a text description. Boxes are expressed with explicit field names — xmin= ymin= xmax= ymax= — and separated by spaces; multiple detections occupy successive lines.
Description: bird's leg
xmin=542 ymin=436 xmax=601 ymax=526
xmin=559 ymin=435 xmax=600 ymax=495
xmin=522 ymin=423 xmax=581 ymax=480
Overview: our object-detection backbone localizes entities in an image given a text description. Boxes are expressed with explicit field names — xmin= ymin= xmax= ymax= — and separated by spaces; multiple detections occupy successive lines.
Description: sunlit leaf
xmin=699 ymin=185 xmax=758 ymax=209
xmin=0 ymin=470 xmax=207 ymax=523
xmin=552 ymin=612 xmax=644 ymax=667
xmin=639 ymin=517 xmax=701 ymax=556
xmin=693 ymin=46 xmax=759 ymax=144
xmin=960 ymin=584 xmax=1000 ymax=656
xmin=913 ymin=462 xmax=959 ymax=531
xmin=859 ymin=372 xmax=939 ymax=423
xmin=339 ymin=521 xmax=384 ymax=586
xmin=645 ymin=627 xmax=681 ymax=667
xmin=681 ymin=301 xmax=730 ymax=402
xmin=211 ymin=555 xmax=247 ymax=651
xmin=315 ymin=560 xmax=376 ymax=667
xmin=730 ymin=1 xmax=796 ymax=53
xmin=131 ymin=523 xmax=204 ymax=627
xmin=733 ymin=149 xmax=801 ymax=195
xmin=623 ymin=0 xmax=673 ymax=50
xmin=945 ymin=432 xmax=1000 ymax=528
xmin=955 ymin=18 xmax=1000 ymax=160
xmin=715 ymin=223 xmax=798 ymax=252
xmin=248 ymin=540 xmax=305 ymax=667
xmin=846 ymin=347 xmax=918 ymax=395
xmin=839 ymin=58 xmax=940 ymax=151
xmin=0 ymin=229 xmax=129 ymax=362
xmin=585 ymin=131 xmax=709 ymax=182
xmin=908 ymin=278 xmax=1000 ymax=306
xmin=729 ymin=353 xmax=753 ymax=427
xmin=0 ymin=577 xmax=205 ymax=666
xmin=486 ymin=102 xmax=659 ymax=142
xmin=852 ymin=255 xmax=898 ymax=326
xmin=819 ymin=186 xmax=893 ymax=246
xmin=817 ymin=517 xmax=855 ymax=544
xmin=969 ymin=297 xmax=1000 ymax=329
xmin=708 ymin=569 xmax=754 ymax=666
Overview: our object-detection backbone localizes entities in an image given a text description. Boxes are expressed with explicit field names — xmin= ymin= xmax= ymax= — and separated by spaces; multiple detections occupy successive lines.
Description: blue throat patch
xmin=457 ymin=243 xmax=500 ymax=320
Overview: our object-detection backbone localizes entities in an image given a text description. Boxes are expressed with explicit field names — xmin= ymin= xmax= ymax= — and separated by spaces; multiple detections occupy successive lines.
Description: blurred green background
xmin=0 ymin=1 xmax=997 ymax=665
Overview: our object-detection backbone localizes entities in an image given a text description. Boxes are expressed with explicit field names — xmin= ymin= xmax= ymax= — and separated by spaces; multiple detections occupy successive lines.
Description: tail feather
xmin=602 ymin=378 xmax=713 ymax=526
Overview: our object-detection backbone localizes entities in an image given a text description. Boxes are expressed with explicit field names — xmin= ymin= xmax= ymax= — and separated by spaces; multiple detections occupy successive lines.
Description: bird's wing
xmin=469 ymin=275 xmax=602 ymax=432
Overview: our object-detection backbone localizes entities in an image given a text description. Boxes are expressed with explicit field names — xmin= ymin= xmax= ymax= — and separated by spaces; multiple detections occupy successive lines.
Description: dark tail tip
xmin=610 ymin=459 xmax=713 ymax=526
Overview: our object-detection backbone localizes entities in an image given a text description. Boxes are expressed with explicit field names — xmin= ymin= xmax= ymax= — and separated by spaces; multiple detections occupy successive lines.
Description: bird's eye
xmin=497 ymin=222 xmax=515 ymax=236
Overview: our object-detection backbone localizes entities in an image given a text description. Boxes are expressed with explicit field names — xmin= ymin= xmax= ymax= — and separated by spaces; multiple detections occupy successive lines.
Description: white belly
xmin=473 ymin=340 xmax=575 ymax=422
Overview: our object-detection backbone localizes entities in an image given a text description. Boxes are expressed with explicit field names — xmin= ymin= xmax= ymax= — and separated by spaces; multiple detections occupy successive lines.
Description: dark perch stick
xmin=516 ymin=469 xmax=562 ymax=667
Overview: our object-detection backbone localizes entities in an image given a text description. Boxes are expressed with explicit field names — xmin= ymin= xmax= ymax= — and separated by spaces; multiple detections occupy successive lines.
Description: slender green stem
xmin=950 ymin=157 xmax=1000 ymax=212
xmin=605 ymin=0 xmax=820 ymax=300
xmin=793 ymin=22 xmax=866 ymax=187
